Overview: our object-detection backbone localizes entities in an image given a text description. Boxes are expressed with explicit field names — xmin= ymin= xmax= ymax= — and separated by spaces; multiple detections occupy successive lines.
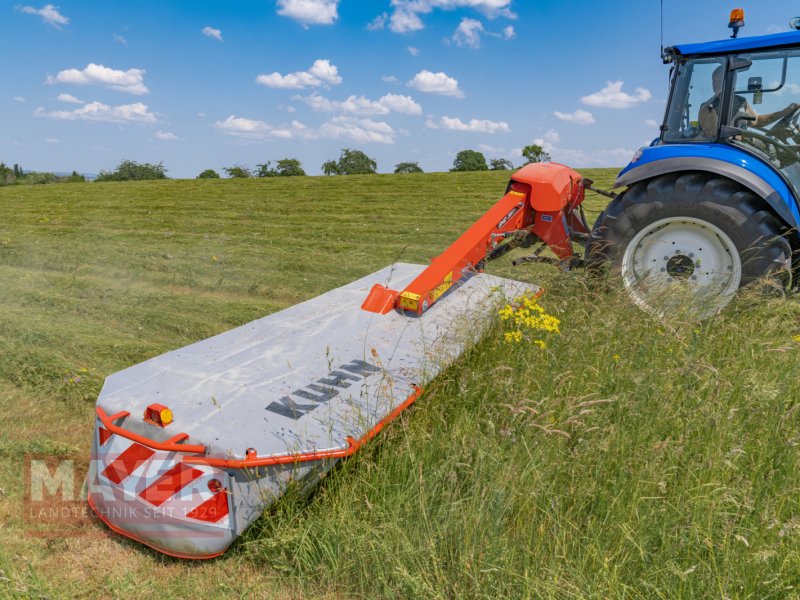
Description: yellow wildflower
xmin=612 ymin=354 xmax=621 ymax=361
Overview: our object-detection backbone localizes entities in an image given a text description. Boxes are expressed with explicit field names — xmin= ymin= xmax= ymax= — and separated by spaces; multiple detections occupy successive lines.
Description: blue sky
xmin=1 ymin=0 xmax=798 ymax=177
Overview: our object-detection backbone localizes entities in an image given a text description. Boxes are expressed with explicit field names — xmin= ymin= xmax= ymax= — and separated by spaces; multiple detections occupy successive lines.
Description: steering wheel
xmin=737 ymin=126 xmax=799 ymax=166
xmin=773 ymin=104 xmax=800 ymax=131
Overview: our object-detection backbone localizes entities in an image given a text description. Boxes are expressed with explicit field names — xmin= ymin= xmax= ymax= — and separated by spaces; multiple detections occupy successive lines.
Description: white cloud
xmin=645 ymin=119 xmax=660 ymax=127
xmin=453 ymin=18 xmax=484 ymax=48
xmin=256 ymin=59 xmax=342 ymax=89
xmin=155 ymin=130 xmax=178 ymax=140
xmin=113 ymin=33 xmax=127 ymax=45
xmin=408 ymin=46 xmax=420 ymax=56
xmin=57 ymin=93 xmax=83 ymax=104
xmin=582 ymin=81 xmax=651 ymax=109
xmin=46 ymin=63 xmax=149 ymax=95
xmin=215 ymin=113 xmax=396 ymax=144
xmin=277 ymin=0 xmax=339 ymax=26
xmin=389 ymin=0 xmax=515 ymax=33
xmin=319 ymin=116 xmax=396 ymax=144
xmin=367 ymin=12 xmax=388 ymax=30
xmin=295 ymin=92 xmax=422 ymax=116
xmin=18 ymin=4 xmax=69 ymax=28
xmin=408 ymin=70 xmax=464 ymax=98
xmin=34 ymin=101 xmax=156 ymax=124
xmin=502 ymin=25 xmax=515 ymax=39
xmin=554 ymin=109 xmax=595 ymax=125
xmin=45 ymin=137 xmax=59 ymax=144
xmin=14 ymin=96 xmax=26 ymax=103
xmin=426 ymin=115 xmax=509 ymax=133
xmin=202 ymin=26 xmax=223 ymax=41
xmin=382 ymin=75 xmax=399 ymax=83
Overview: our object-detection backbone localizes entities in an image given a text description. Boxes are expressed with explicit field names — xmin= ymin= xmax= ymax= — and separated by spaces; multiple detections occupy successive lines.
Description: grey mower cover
xmin=87 ymin=263 xmax=536 ymax=558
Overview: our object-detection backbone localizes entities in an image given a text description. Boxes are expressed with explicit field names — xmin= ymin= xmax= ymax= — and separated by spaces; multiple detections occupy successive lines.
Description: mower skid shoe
xmin=88 ymin=263 xmax=536 ymax=558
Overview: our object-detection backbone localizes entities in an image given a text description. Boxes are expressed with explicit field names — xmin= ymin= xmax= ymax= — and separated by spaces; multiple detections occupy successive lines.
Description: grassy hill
xmin=1 ymin=170 xmax=799 ymax=598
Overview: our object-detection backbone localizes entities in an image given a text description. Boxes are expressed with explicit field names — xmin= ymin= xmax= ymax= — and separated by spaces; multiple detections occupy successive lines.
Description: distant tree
xmin=197 ymin=169 xmax=221 ymax=179
xmin=0 ymin=163 xmax=13 ymax=184
xmin=451 ymin=150 xmax=488 ymax=172
xmin=394 ymin=161 xmax=423 ymax=174
xmin=255 ymin=162 xmax=278 ymax=178
xmin=321 ymin=160 xmax=340 ymax=176
xmin=275 ymin=158 xmax=306 ymax=177
xmin=96 ymin=160 xmax=168 ymax=181
xmin=66 ymin=171 xmax=85 ymax=183
xmin=325 ymin=148 xmax=377 ymax=175
xmin=13 ymin=164 xmax=21 ymax=178
xmin=490 ymin=158 xmax=514 ymax=171
xmin=223 ymin=165 xmax=252 ymax=179
xmin=23 ymin=172 xmax=56 ymax=185
xmin=521 ymin=144 xmax=551 ymax=164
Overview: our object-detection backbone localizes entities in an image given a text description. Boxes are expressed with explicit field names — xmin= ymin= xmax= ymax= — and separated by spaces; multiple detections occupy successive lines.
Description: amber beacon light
xmin=728 ymin=8 xmax=745 ymax=38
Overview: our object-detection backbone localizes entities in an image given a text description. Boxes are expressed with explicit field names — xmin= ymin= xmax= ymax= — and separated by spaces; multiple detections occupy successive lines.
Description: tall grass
xmin=1 ymin=170 xmax=799 ymax=598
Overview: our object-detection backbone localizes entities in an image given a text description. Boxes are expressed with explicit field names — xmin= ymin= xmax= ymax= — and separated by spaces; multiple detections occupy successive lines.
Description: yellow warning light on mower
xmin=729 ymin=8 xmax=745 ymax=38
xmin=144 ymin=403 xmax=173 ymax=427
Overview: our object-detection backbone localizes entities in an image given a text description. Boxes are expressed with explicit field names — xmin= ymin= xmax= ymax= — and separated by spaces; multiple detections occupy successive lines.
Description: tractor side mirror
xmin=748 ymin=76 xmax=763 ymax=104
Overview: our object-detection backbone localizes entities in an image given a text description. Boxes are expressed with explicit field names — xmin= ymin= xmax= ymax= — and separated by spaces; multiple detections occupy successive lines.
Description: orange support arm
xmin=362 ymin=187 xmax=533 ymax=315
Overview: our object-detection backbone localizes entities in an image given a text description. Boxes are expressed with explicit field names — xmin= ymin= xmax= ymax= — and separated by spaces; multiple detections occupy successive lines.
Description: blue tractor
xmin=588 ymin=12 xmax=800 ymax=317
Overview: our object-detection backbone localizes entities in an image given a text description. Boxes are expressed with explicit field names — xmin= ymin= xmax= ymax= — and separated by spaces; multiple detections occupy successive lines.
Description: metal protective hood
xmin=95 ymin=263 xmax=535 ymax=462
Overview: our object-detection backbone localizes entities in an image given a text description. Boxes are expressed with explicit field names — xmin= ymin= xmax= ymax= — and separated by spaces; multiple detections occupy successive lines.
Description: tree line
xmin=0 ymin=162 xmax=85 ymax=186
xmin=0 ymin=143 xmax=551 ymax=184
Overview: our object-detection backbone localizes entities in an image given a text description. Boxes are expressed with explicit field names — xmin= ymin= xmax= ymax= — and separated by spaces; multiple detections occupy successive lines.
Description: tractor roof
xmin=670 ymin=30 xmax=800 ymax=59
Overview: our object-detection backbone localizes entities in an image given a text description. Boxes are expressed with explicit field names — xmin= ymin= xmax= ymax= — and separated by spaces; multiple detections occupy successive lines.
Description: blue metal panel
xmin=617 ymin=144 xmax=800 ymax=226
xmin=672 ymin=31 xmax=800 ymax=57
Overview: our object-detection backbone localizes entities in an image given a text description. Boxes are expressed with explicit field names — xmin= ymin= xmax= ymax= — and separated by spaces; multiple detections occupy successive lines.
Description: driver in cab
xmin=699 ymin=65 xmax=799 ymax=138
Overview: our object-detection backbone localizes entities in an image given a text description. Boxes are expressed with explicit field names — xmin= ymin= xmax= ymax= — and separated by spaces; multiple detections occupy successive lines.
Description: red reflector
xmin=102 ymin=443 xmax=155 ymax=484
xmin=98 ymin=427 xmax=112 ymax=446
xmin=186 ymin=491 xmax=229 ymax=523
xmin=139 ymin=463 xmax=203 ymax=506
xmin=208 ymin=478 xmax=223 ymax=493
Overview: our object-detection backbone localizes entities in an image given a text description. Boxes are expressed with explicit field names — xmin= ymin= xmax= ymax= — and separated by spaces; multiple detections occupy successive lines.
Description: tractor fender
xmin=615 ymin=149 xmax=800 ymax=230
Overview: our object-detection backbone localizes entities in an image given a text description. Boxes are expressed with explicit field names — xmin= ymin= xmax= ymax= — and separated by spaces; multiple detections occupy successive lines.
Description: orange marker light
xmin=729 ymin=8 xmax=745 ymax=38
xmin=144 ymin=403 xmax=173 ymax=427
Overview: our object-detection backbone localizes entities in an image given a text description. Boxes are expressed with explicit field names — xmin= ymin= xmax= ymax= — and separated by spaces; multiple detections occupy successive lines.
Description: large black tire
xmin=587 ymin=172 xmax=791 ymax=316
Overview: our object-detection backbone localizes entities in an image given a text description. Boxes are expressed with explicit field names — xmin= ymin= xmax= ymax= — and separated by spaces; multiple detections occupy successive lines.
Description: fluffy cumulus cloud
xmin=34 ymin=101 xmax=156 ymax=124
xmin=155 ymin=130 xmax=178 ymax=140
xmin=382 ymin=75 xmax=399 ymax=83
xmin=502 ymin=25 xmax=515 ymax=39
xmin=277 ymin=0 xmax=339 ymax=26
xmin=452 ymin=18 xmax=484 ymax=48
xmin=645 ymin=119 xmax=660 ymax=127
xmin=202 ymin=26 xmax=223 ymax=41
xmin=367 ymin=12 xmax=388 ymax=30
xmin=389 ymin=0 xmax=515 ymax=33
xmin=554 ymin=109 xmax=595 ymax=125
xmin=408 ymin=70 xmax=464 ymax=98
xmin=296 ymin=92 xmax=422 ymax=116
xmin=214 ymin=114 xmax=396 ymax=144
xmin=256 ymin=59 xmax=342 ymax=89
xmin=46 ymin=63 xmax=149 ymax=95
xmin=14 ymin=96 xmax=26 ymax=103
xmin=18 ymin=4 xmax=69 ymax=28
xmin=57 ymin=93 xmax=83 ymax=104
xmin=581 ymin=81 xmax=651 ymax=109
xmin=319 ymin=116 xmax=396 ymax=144
xmin=426 ymin=115 xmax=509 ymax=133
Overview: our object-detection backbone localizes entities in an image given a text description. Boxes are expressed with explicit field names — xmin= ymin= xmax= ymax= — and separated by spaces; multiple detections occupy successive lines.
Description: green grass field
xmin=1 ymin=169 xmax=799 ymax=599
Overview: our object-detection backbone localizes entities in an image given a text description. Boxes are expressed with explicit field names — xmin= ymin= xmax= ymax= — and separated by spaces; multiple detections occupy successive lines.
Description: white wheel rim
xmin=621 ymin=216 xmax=742 ymax=319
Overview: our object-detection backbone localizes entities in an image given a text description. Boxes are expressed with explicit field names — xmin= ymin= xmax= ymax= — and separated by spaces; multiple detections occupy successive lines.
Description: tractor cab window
xmin=663 ymin=58 xmax=726 ymax=142
xmin=729 ymin=49 xmax=800 ymax=197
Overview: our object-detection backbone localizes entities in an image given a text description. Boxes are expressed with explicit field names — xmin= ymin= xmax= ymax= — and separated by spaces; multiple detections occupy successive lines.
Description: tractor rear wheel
xmin=587 ymin=172 xmax=791 ymax=319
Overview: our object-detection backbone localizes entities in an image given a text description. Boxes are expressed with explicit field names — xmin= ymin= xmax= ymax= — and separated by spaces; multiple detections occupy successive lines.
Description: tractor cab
xmin=662 ymin=33 xmax=800 ymax=200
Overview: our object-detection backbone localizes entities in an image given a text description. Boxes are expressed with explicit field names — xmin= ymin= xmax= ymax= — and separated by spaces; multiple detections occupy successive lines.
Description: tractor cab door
xmin=726 ymin=49 xmax=800 ymax=196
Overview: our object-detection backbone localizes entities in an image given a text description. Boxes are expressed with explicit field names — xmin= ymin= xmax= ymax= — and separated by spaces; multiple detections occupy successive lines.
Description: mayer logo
xmin=265 ymin=359 xmax=381 ymax=420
